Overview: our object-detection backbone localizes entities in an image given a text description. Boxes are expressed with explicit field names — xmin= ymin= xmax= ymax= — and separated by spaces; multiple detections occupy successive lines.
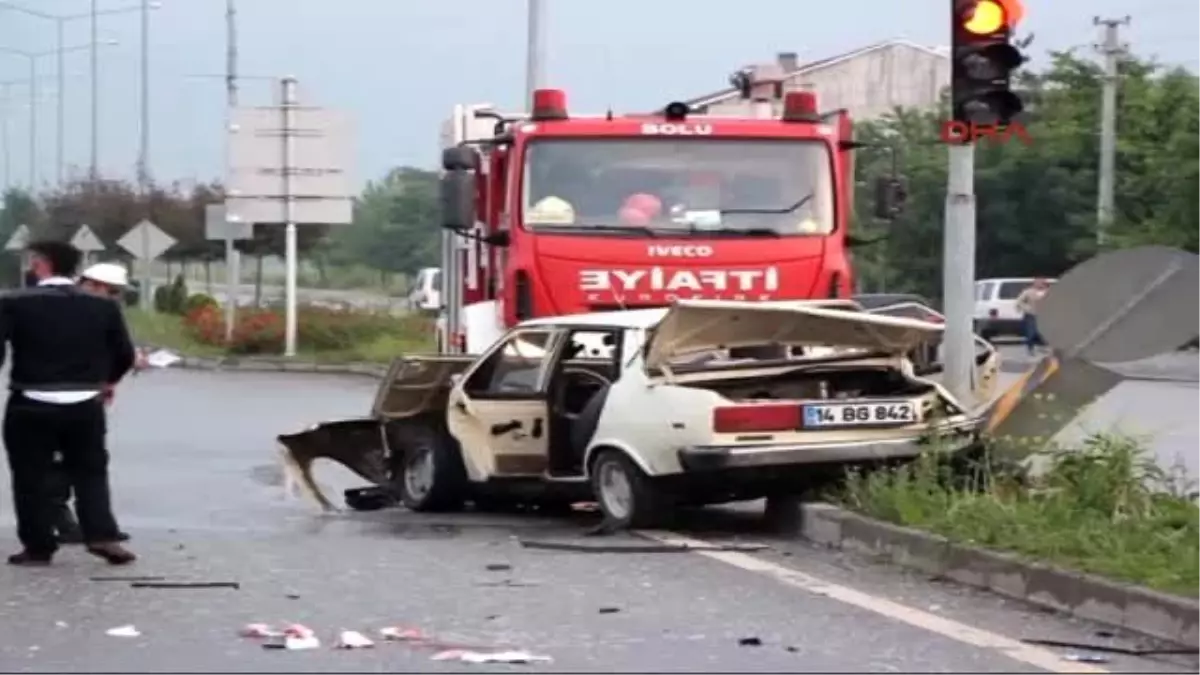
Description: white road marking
xmin=640 ymin=530 xmax=1108 ymax=674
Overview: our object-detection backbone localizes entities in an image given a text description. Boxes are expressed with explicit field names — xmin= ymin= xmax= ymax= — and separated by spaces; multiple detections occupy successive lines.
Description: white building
xmin=685 ymin=39 xmax=950 ymax=121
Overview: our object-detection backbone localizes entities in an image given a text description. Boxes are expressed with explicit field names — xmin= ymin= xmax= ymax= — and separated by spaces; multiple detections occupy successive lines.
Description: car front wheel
xmin=590 ymin=450 xmax=664 ymax=529
xmin=396 ymin=424 xmax=466 ymax=512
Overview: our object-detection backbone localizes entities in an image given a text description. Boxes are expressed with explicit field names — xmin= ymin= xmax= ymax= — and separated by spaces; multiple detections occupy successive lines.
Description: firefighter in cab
xmin=528 ymin=195 xmax=576 ymax=225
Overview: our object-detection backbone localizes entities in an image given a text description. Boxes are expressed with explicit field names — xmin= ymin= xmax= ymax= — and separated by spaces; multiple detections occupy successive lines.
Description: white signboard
xmin=205 ymin=203 xmax=253 ymax=241
xmin=70 ymin=224 xmax=106 ymax=252
xmin=4 ymin=224 xmax=29 ymax=251
xmin=226 ymin=105 xmax=354 ymax=225
xmin=116 ymin=219 xmax=176 ymax=261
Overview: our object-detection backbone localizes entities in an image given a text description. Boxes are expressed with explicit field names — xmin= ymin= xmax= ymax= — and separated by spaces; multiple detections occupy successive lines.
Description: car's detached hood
xmin=643 ymin=299 xmax=944 ymax=370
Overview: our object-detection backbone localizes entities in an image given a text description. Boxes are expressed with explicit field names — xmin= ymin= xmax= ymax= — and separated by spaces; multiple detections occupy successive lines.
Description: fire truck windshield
xmin=522 ymin=138 xmax=834 ymax=236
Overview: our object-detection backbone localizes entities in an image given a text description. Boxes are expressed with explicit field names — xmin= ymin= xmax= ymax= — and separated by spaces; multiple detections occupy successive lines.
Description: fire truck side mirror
xmin=872 ymin=176 xmax=908 ymax=221
xmin=442 ymin=146 xmax=480 ymax=172
xmin=440 ymin=171 xmax=476 ymax=231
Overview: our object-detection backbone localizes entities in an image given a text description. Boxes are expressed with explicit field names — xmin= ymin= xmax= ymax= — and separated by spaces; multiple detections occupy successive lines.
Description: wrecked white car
xmin=279 ymin=299 xmax=996 ymax=528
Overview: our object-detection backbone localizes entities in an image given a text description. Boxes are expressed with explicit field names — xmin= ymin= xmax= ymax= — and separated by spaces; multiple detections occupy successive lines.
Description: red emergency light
xmin=782 ymin=91 xmax=821 ymax=123
xmin=530 ymin=88 xmax=568 ymax=121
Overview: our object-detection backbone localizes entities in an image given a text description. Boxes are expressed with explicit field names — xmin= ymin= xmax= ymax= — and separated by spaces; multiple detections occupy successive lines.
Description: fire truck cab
xmin=436 ymin=66 xmax=906 ymax=354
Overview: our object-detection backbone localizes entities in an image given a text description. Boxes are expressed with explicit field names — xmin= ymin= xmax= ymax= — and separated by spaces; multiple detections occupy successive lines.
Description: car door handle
xmin=531 ymin=418 xmax=544 ymax=439
xmin=490 ymin=420 xmax=523 ymax=436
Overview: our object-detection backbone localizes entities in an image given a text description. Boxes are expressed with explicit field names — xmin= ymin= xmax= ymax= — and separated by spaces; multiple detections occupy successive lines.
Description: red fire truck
xmin=436 ymin=67 xmax=904 ymax=353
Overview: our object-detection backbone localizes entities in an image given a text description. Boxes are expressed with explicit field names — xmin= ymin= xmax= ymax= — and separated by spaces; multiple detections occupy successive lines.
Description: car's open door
xmin=447 ymin=328 xmax=561 ymax=478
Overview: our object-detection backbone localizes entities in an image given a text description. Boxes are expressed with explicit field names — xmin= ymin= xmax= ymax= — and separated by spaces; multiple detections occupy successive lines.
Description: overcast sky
xmin=1 ymin=0 xmax=1196 ymax=191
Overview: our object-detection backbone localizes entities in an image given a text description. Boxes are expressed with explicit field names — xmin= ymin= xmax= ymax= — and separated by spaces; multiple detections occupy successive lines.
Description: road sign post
xmin=4 ymin=224 xmax=31 ymax=286
xmin=70 ymin=224 xmax=107 ymax=268
xmin=117 ymin=219 xmax=177 ymax=311
xmin=205 ymin=203 xmax=253 ymax=342
xmin=225 ymin=76 xmax=354 ymax=357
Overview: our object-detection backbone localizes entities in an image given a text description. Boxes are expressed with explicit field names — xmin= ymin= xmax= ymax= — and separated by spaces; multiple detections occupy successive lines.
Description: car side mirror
xmin=872 ymin=175 xmax=908 ymax=221
xmin=440 ymin=170 xmax=476 ymax=231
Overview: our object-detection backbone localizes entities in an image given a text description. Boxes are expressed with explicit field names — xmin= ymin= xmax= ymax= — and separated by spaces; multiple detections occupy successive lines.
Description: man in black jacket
xmin=1 ymin=240 xmax=137 ymax=566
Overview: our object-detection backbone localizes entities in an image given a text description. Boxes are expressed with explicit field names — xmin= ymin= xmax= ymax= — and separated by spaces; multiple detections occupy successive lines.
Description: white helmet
xmin=80 ymin=262 xmax=129 ymax=288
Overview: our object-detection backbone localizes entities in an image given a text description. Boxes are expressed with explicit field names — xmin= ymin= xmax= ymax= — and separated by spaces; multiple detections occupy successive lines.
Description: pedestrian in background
xmin=1015 ymin=278 xmax=1050 ymax=356
xmin=1 ymin=241 xmax=137 ymax=566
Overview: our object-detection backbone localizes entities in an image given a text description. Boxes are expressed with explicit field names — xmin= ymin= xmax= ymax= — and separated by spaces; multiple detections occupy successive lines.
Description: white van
xmin=973 ymin=277 xmax=1055 ymax=340
xmin=410 ymin=267 xmax=441 ymax=313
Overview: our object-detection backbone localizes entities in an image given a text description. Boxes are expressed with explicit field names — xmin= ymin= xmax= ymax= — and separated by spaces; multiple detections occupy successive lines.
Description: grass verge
xmin=838 ymin=434 xmax=1199 ymax=597
xmin=123 ymin=308 xmax=432 ymax=364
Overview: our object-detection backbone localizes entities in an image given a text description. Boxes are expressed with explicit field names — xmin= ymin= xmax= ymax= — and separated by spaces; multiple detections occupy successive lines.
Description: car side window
xmin=464 ymin=330 xmax=556 ymax=397
xmin=997 ymin=281 xmax=1029 ymax=300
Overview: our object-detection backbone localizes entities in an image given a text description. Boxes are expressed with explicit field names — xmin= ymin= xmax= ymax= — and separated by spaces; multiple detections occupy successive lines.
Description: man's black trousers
xmin=3 ymin=393 xmax=122 ymax=554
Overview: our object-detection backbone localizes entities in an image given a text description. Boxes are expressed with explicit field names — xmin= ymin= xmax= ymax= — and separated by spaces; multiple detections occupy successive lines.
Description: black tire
xmin=763 ymin=495 xmax=804 ymax=533
xmin=395 ymin=422 xmax=467 ymax=512
xmin=589 ymin=449 xmax=664 ymax=529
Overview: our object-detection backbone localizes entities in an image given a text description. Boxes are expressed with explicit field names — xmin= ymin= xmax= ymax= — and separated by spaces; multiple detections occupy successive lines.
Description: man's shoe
xmin=86 ymin=542 xmax=137 ymax=565
xmin=117 ymin=531 xmax=131 ymax=542
xmin=7 ymin=550 xmax=53 ymax=566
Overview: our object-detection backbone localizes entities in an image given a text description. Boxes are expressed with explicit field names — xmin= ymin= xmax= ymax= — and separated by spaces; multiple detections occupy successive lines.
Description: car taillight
xmin=712 ymin=404 xmax=801 ymax=433
xmin=988 ymin=309 xmax=999 ymax=318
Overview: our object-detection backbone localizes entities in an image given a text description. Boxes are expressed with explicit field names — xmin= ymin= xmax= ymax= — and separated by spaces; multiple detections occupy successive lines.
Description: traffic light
xmin=951 ymin=0 xmax=1026 ymax=127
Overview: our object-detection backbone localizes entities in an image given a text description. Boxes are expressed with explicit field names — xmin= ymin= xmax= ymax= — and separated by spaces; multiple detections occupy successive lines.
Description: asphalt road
xmin=0 ymin=370 xmax=1194 ymax=672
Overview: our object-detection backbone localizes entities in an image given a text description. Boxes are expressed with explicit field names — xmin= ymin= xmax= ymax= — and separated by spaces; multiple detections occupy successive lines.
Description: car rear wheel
xmin=396 ymin=424 xmax=467 ymax=512
xmin=590 ymin=450 xmax=663 ymax=529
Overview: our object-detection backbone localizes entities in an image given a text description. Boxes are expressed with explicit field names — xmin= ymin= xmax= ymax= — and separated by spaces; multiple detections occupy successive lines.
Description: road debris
xmin=379 ymin=626 xmax=425 ymax=641
xmin=54 ymin=621 xmax=68 ymax=629
xmin=738 ymin=637 xmax=763 ymax=647
xmin=475 ymin=579 xmax=540 ymax=588
xmin=261 ymin=624 xmax=320 ymax=650
xmin=335 ymin=631 xmax=375 ymax=649
xmin=90 ymin=575 xmax=166 ymax=582
xmin=432 ymin=649 xmax=553 ymax=664
xmin=106 ymin=625 xmax=140 ymax=638
xmin=1021 ymin=637 xmax=1199 ymax=656
xmin=598 ymin=607 xmax=620 ymax=614
xmin=1063 ymin=654 xmax=1110 ymax=664
xmin=485 ymin=563 xmax=513 ymax=572
xmin=518 ymin=538 xmax=769 ymax=554
xmin=130 ymin=581 xmax=240 ymax=590
xmin=144 ymin=348 xmax=182 ymax=369
xmin=240 ymin=624 xmax=283 ymax=638
xmin=263 ymin=634 xmax=321 ymax=650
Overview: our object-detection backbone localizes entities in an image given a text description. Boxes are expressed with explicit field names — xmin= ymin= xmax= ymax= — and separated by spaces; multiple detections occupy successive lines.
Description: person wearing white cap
xmin=78 ymin=262 xmax=130 ymax=300
xmin=48 ymin=262 xmax=136 ymax=546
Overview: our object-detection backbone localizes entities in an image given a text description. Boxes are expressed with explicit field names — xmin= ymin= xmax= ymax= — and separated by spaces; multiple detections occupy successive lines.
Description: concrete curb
xmin=796 ymin=502 xmax=1199 ymax=648
xmin=174 ymin=355 xmax=389 ymax=379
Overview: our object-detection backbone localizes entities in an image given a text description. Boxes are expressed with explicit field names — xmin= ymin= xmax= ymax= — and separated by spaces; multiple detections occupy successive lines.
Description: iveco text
xmin=647 ymin=245 xmax=714 ymax=258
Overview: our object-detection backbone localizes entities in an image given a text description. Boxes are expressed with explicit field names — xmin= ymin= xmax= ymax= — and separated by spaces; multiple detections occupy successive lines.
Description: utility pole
xmin=1094 ymin=16 xmax=1128 ymax=249
xmin=224 ymin=0 xmax=242 ymax=340
xmin=524 ymin=0 xmax=545 ymax=107
xmin=138 ymin=0 xmax=150 ymax=190
xmin=90 ymin=0 xmax=98 ymax=178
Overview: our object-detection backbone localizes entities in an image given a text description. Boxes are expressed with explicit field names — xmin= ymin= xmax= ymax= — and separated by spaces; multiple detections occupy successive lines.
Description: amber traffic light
xmin=951 ymin=0 xmax=1026 ymax=128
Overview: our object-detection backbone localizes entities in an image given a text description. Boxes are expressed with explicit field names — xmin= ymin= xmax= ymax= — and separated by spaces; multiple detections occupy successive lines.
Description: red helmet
xmin=622 ymin=193 xmax=663 ymax=219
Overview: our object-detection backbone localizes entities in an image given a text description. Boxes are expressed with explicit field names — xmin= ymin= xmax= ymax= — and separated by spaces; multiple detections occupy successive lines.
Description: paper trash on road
xmin=145 ymin=349 xmax=182 ymax=368
xmin=106 ymin=625 xmax=140 ymax=637
xmin=432 ymin=649 xmax=553 ymax=664
xmin=240 ymin=623 xmax=283 ymax=638
xmin=379 ymin=626 xmax=425 ymax=641
xmin=263 ymin=635 xmax=321 ymax=650
xmin=335 ymin=630 xmax=374 ymax=649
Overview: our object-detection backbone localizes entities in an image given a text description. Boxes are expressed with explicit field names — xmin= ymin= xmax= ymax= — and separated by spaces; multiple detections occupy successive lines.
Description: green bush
xmin=840 ymin=433 xmax=1199 ymax=596
xmin=152 ymin=285 xmax=174 ymax=313
xmin=183 ymin=293 xmax=219 ymax=314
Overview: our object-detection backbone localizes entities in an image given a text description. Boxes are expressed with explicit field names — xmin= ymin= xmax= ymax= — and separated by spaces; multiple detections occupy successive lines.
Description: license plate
xmin=802 ymin=401 xmax=916 ymax=428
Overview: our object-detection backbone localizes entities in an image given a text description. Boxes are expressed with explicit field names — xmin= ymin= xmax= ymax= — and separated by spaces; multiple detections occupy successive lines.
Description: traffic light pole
xmin=942 ymin=142 xmax=977 ymax=404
